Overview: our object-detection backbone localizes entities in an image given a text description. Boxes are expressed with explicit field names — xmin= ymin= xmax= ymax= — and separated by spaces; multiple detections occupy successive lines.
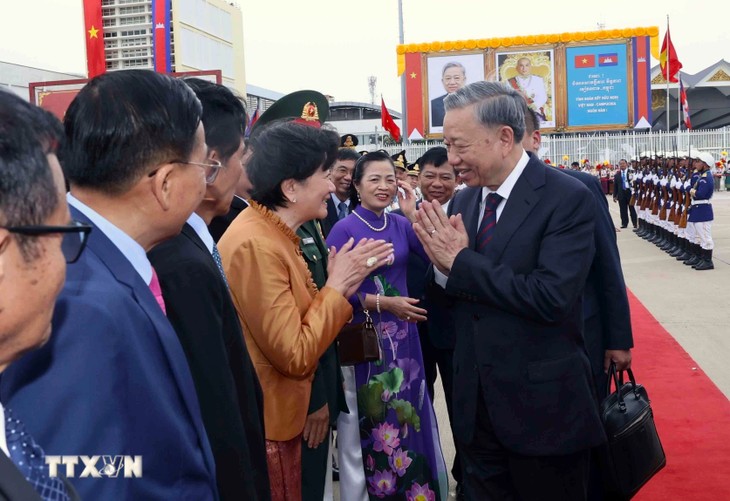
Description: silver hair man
xmin=443 ymin=81 xmax=527 ymax=143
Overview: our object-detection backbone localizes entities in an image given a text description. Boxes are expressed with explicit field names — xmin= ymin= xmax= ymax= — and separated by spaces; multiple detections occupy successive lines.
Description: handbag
xmin=599 ymin=362 xmax=666 ymax=499
xmin=337 ymin=294 xmax=381 ymax=366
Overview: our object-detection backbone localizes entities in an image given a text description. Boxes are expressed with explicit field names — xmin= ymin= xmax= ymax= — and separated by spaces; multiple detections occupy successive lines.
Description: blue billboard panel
xmin=566 ymin=44 xmax=629 ymax=127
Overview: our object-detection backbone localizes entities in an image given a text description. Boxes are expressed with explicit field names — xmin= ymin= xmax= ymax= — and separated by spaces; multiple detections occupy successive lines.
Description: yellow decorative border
xmin=397 ymin=27 xmax=657 ymax=54
xmin=397 ymin=27 xmax=658 ymax=77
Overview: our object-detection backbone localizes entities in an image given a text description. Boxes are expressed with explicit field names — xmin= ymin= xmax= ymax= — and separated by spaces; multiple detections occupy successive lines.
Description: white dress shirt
xmin=434 ymin=150 xmax=530 ymax=287
xmin=187 ymin=212 xmax=215 ymax=256
xmin=68 ymin=193 xmax=153 ymax=286
xmin=0 ymin=401 xmax=8 ymax=457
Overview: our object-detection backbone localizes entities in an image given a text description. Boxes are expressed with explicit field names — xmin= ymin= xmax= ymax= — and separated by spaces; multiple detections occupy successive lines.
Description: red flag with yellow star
xmin=83 ymin=0 xmax=105 ymax=78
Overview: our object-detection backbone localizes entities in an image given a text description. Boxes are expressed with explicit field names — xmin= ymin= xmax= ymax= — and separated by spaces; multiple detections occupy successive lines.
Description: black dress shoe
xmin=620 ymin=225 xmax=628 ymax=228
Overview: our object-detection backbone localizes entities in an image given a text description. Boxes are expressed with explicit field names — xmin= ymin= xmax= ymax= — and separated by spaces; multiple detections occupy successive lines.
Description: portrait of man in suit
xmin=497 ymin=50 xmax=555 ymax=128
xmin=427 ymin=53 xmax=485 ymax=134
xmin=1 ymin=71 xmax=219 ymax=500
xmin=414 ymin=81 xmax=605 ymax=500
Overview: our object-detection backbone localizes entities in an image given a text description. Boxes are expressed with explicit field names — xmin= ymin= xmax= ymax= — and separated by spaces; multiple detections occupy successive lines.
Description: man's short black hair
xmin=248 ymin=121 xmax=340 ymax=210
xmin=61 ymin=70 xmax=203 ymax=195
xmin=571 ymin=161 xmax=580 ymax=168
xmin=0 ymin=90 xmax=62 ymax=259
xmin=418 ymin=146 xmax=450 ymax=170
xmin=336 ymin=148 xmax=361 ymax=163
xmin=524 ymin=107 xmax=540 ymax=135
xmin=184 ymin=78 xmax=247 ymax=162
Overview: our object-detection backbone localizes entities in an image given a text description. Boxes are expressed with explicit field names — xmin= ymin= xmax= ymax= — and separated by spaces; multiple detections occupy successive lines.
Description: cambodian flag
xmin=152 ymin=0 xmax=171 ymax=73
xmin=598 ymin=53 xmax=619 ymax=66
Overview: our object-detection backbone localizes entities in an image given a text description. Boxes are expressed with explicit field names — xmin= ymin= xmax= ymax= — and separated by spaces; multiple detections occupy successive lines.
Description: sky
xmin=1 ymin=0 xmax=728 ymax=112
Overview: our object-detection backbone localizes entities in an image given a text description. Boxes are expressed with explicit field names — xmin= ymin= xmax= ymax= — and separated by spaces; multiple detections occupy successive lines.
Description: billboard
xmin=397 ymin=27 xmax=658 ymax=138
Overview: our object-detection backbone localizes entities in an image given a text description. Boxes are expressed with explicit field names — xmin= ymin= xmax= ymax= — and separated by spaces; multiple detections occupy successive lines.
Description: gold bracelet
xmin=376 ymin=293 xmax=381 ymax=314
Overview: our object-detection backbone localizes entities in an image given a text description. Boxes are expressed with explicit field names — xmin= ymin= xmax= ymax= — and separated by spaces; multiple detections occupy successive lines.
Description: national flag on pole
xmin=244 ymin=107 xmax=259 ymax=138
xmin=82 ymin=0 xmax=105 ymax=78
xmin=679 ymin=79 xmax=691 ymax=129
xmin=574 ymin=55 xmax=596 ymax=68
xmin=152 ymin=0 xmax=172 ymax=73
xmin=381 ymin=97 xmax=401 ymax=142
xmin=659 ymin=26 xmax=683 ymax=83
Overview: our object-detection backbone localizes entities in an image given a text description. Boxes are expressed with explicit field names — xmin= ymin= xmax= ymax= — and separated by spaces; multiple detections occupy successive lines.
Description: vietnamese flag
xmin=83 ymin=0 xmax=105 ymax=78
xmin=660 ymin=25 xmax=683 ymax=83
xmin=381 ymin=97 xmax=401 ymax=142
xmin=574 ymin=55 xmax=596 ymax=68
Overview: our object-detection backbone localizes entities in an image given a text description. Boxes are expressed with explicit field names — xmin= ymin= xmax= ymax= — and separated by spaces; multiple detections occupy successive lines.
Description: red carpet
xmin=627 ymin=289 xmax=730 ymax=500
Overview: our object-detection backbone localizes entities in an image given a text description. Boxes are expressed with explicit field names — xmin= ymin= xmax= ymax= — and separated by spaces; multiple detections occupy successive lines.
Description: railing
xmin=380 ymin=127 xmax=730 ymax=164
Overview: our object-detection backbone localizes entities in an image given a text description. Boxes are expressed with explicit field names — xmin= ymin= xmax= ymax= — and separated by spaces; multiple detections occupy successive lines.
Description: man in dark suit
xmin=523 ymin=108 xmax=633 ymax=398
xmin=414 ymin=82 xmax=605 ymax=500
xmin=0 ymin=91 xmax=82 ymax=501
xmin=431 ymin=62 xmax=467 ymax=128
xmin=320 ymin=148 xmax=359 ymax=238
xmin=208 ymin=146 xmax=252 ymax=242
xmin=613 ymin=159 xmax=637 ymax=229
xmin=1 ymin=71 xmax=218 ymax=500
xmin=148 ymin=79 xmax=269 ymax=501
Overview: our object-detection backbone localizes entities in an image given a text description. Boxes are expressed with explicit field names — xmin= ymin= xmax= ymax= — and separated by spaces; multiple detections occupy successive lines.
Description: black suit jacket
xmin=0 ymin=451 xmax=79 ymax=501
xmin=148 ymin=223 xmax=269 ymax=501
xmin=613 ymin=170 xmax=631 ymax=201
xmin=0 ymin=453 xmax=42 ymax=501
xmin=557 ymin=167 xmax=633 ymax=379
xmin=430 ymin=94 xmax=447 ymax=128
xmin=208 ymin=196 xmax=248 ymax=243
xmin=320 ymin=197 xmax=348 ymax=239
xmin=443 ymin=156 xmax=606 ymax=456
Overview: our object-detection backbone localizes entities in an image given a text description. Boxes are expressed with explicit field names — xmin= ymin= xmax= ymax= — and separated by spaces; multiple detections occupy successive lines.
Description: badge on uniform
xmin=302 ymin=237 xmax=315 ymax=245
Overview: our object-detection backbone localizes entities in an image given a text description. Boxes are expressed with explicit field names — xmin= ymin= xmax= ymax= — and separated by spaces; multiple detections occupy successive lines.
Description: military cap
xmin=391 ymin=150 xmax=407 ymax=171
xmin=407 ymin=163 xmax=420 ymax=177
xmin=340 ymin=134 xmax=359 ymax=148
xmin=251 ymin=90 xmax=329 ymax=134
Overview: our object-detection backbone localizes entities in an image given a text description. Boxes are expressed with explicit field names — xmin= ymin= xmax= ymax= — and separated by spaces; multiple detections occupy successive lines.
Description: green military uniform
xmin=297 ymin=220 xmax=348 ymax=501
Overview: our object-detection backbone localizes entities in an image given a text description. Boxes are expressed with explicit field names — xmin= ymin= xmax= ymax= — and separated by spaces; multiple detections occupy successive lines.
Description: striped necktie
xmin=212 ymin=244 xmax=229 ymax=288
xmin=476 ymin=193 xmax=503 ymax=252
xmin=5 ymin=407 xmax=71 ymax=501
xmin=338 ymin=201 xmax=348 ymax=220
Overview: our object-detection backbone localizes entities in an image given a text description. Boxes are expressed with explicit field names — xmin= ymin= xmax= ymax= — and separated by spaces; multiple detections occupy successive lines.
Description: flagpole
xmin=398 ymin=0 xmax=408 ymax=145
xmin=665 ymin=15 xmax=670 ymax=133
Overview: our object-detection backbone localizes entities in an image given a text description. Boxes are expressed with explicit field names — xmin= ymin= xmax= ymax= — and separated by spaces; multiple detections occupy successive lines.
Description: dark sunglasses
xmin=2 ymin=221 xmax=92 ymax=263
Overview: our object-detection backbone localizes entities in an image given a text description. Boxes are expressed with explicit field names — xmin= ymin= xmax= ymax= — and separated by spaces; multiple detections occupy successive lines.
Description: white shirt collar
xmin=480 ymin=149 xmax=530 ymax=220
xmin=441 ymin=198 xmax=451 ymax=215
xmin=187 ymin=212 xmax=215 ymax=255
xmin=0 ymin=401 xmax=8 ymax=457
xmin=67 ymin=193 xmax=153 ymax=285
xmin=330 ymin=193 xmax=350 ymax=208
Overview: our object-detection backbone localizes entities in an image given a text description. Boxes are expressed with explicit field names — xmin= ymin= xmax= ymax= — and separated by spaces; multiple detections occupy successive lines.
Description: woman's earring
xmin=357 ymin=192 xmax=361 ymax=201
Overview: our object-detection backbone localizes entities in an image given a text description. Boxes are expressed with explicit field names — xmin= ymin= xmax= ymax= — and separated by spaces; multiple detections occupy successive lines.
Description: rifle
xmin=679 ymin=183 xmax=690 ymax=228
xmin=629 ymin=173 xmax=637 ymax=206
xmin=659 ymin=180 xmax=668 ymax=220
xmin=651 ymin=175 xmax=660 ymax=215
xmin=669 ymin=178 xmax=678 ymax=223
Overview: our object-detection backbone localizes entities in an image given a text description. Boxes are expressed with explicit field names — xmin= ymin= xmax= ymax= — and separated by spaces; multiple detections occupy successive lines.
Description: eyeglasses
xmin=2 ymin=221 xmax=92 ymax=263
xmin=148 ymin=159 xmax=224 ymax=184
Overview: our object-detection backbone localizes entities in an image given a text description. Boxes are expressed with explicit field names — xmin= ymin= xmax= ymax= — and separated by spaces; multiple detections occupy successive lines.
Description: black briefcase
xmin=600 ymin=363 xmax=666 ymax=499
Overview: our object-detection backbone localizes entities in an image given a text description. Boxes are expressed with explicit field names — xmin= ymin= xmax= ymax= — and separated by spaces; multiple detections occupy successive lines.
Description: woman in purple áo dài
xmin=327 ymin=151 xmax=447 ymax=501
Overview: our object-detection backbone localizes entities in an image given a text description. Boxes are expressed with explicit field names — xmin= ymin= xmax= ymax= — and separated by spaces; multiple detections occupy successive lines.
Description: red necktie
xmin=476 ymin=193 xmax=503 ymax=251
xmin=149 ymin=267 xmax=166 ymax=315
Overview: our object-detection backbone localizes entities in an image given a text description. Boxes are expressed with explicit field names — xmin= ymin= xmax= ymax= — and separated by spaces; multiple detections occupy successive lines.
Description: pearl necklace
xmin=353 ymin=210 xmax=388 ymax=232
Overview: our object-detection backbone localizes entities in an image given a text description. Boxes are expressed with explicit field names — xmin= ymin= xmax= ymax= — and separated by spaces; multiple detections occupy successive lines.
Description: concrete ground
xmin=334 ymin=190 xmax=730 ymax=501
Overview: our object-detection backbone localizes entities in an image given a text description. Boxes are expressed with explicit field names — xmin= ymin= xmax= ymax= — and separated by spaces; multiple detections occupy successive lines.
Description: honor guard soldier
xmin=685 ymin=152 xmax=715 ymax=270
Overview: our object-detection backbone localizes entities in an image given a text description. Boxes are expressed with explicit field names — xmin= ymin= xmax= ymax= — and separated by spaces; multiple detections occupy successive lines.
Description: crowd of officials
xmin=1 ymin=70 xmax=661 ymax=501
